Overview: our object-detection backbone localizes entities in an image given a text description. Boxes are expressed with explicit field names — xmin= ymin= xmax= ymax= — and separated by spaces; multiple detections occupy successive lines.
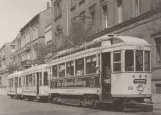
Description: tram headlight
xmin=137 ymin=84 xmax=144 ymax=91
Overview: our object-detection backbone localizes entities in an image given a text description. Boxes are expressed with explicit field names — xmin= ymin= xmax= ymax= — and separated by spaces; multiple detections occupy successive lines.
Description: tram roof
xmin=92 ymin=34 xmax=150 ymax=45
xmin=22 ymin=64 xmax=47 ymax=75
xmin=47 ymin=34 xmax=150 ymax=65
xmin=7 ymin=71 xmax=23 ymax=79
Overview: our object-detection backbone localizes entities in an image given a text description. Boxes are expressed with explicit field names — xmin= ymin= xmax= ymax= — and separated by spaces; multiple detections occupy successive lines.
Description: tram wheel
xmin=80 ymin=97 xmax=87 ymax=107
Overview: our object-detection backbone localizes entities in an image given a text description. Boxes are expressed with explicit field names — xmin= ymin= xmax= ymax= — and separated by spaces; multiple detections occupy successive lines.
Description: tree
xmin=147 ymin=0 xmax=161 ymax=32
xmin=7 ymin=63 xmax=19 ymax=74
xmin=35 ymin=43 xmax=48 ymax=64
xmin=64 ymin=16 xmax=95 ymax=48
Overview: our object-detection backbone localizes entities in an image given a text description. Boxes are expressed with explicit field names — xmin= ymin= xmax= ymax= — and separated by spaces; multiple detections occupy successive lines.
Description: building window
xmin=155 ymin=38 xmax=161 ymax=65
xmin=135 ymin=0 xmax=140 ymax=16
xmin=71 ymin=0 xmax=76 ymax=11
xmin=116 ymin=0 xmax=123 ymax=23
xmin=54 ymin=0 xmax=62 ymax=21
xmin=89 ymin=4 xmax=96 ymax=30
xmin=102 ymin=4 xmax=108 ymax=29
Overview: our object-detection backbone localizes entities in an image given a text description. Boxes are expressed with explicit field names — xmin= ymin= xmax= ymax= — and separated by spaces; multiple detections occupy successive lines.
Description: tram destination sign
xmin=133 ymin=79 xmax=147 ymax=84
xmin=51 ymin=75 xmax=100 ymax=88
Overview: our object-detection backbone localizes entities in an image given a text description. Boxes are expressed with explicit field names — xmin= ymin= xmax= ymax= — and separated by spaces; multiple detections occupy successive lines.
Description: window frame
xmin=66 ymin=60 xmax=74 ymax=77
xmin=113 ymin=51 xmax=122 ymax=72
xmin=75 ymin=58 xmax=84 ymax=76
xmin=86 ymin=55 xmax=97 ymax=74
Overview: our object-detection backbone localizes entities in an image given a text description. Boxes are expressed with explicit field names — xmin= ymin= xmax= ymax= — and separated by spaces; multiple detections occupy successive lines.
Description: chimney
xmin=47 ymin=2 xmax=50 ymax=9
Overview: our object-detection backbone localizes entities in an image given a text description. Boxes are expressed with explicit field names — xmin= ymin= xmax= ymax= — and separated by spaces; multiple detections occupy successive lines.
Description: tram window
xmin=125 ymin=50 xmax=134 ymax=71
xmin=52 ymin=65 xmax=57 ymax=78
xmin=39 ymin=72 xmax=42 ymax=86
xmin=59 ymin=63 xmax=65 ymax=78
xmin=26 ymin=75 xmax=29 ymax=86
xmin=29 ymin=74 xmax=32 ymax=86
xmin=33 ymin=73 xmax=35 ymax=86
xmin=23 ymin=76 xmax=25 ymax=86
xmin=66 ymin=61 xmax=74 ymax=77
xmin=113 ymin=51 xmax=121 ymax=71
xmin=44 ymin=72 xmax=48 ymax=85
xmin=86 ymin=55 xmax=97 ymax=74
xmin=19 ymin=77 xmax=21 ymax=87
xmin=75 ymin=58 xmax=84 ymax=76
xmin=136 ymin=50 xmax=143 ymax=71
xmin=145 ymin=51 xmax=150 ymax=71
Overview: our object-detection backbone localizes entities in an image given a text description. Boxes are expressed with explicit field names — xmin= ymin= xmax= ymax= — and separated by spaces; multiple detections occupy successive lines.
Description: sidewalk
xmin=152 ymin=94 xmax=161 ymax=114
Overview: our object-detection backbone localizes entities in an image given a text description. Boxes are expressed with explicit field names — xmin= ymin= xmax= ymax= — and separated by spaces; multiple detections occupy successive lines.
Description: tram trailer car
xmin=7 ymin=71 xmax=23 ymax=99
xmin=47 ymin=34 xmax=153 ymax=111
xmin=21 ymin=64 xmax=49 ymax=101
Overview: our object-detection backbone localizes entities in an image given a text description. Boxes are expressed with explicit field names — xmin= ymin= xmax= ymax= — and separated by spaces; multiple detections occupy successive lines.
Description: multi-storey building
xmin=50 ymin=0 xmax=161 ymax=94
xmin=0 ymin=42 xmax=15 ymax=93
xmin=11 ymin=6 xmax=52 ymax=67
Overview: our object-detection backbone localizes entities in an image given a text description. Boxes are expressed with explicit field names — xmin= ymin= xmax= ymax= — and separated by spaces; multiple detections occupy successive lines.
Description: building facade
xmin=0 ymin=42 xmax=15 ymax=93
xmin=11 ymin=7 xmax=52 ymax=68
xmin=50 ymin=0 xmax=161 ymax=94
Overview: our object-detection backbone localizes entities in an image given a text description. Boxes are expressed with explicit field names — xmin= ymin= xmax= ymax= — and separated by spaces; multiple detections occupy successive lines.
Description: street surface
xmin=0 ymin=95 xmax=160 ymax=115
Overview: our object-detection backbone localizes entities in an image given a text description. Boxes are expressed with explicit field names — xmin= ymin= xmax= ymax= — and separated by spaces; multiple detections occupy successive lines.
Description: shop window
xmin=76 ymin=58 xmax=84 ymax=76
xmin=66 ymin=61 xmax=74 ymax=77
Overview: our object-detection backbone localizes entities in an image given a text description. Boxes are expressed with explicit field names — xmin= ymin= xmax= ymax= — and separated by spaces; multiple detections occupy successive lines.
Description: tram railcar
xmin=47 ymin=34 xmax=153 ymax=111
xmin=21 ymin=64 xmax=49 ymax=101
xmin=7 ymin=71 xmax=23 ymax=99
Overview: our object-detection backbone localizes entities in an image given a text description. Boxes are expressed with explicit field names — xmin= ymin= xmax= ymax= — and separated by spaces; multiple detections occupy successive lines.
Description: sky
xmin=0 ymin=0 xmax=50 ymax=48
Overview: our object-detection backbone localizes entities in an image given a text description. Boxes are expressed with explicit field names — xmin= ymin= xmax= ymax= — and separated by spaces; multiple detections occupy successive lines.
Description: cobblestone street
xmin=0 ymin=95 xmax=160 ymax=115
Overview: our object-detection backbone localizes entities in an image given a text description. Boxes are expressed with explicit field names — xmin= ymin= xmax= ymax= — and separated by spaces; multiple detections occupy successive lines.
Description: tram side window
xmin=113 ymin=51 xmax=121 ymax=71
xmin=32 ymin=73 xmax=35 ymax=86
xmin=86 ymin=55 xmax=97 ymax=74
xmin=59 ymin=63 xmax=65 ymax=78
xmin=52 ymin=65 xmax=57 ymax=78
xmin=44 ymin=72 xmax=48 ymax=85
xmin=66 ymin=61 xmax=74 ymax=77
xmin=145 ymin=51 xmax=150 ymax=71
xmin=125 ymin=50 xmax=134 ymax=71
xmin=39 ymin=72 xmax=42 ymax=86
xmin=76 ymin=58 xmax=84 ymax=76
xmin=23 ymin=76 xmax=25 ymax=86
xmin=29 ymin=74 xmax=32 ymax=86
xmin=26 ymin=75 xmax=29 ymax=86
xmin=19 ymin=77 xmax=21 ymax=87
xmin=136 ymin=50 xmax=143 ymax=71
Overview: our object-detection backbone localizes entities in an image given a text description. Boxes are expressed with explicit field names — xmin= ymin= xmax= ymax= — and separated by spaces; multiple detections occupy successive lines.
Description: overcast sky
xmin=0 ymin=0 xmax=50 ymax=47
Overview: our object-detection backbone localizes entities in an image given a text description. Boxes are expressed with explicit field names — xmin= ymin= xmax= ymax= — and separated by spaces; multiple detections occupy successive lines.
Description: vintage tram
xmin=7 ymin=71 xmax=23 ymax=99
xmin=47 ymin=34 xmax=153 ymax=111
xmin=7 ymin=64 xmax=49 ymax=101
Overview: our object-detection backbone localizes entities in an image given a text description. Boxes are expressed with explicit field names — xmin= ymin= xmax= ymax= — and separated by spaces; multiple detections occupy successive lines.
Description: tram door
xmin=36 ymin=72 xmax=39 ymax=95
xmin=101 ymin=52 xmax=112 ymax=101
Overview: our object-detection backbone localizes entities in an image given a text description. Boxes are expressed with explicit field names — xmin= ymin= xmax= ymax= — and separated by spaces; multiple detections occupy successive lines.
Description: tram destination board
xmin=51 ymin=75 xmax=100 ymax=88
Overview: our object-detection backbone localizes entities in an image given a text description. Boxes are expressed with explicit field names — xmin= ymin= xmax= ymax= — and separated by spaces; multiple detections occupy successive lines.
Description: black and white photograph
xmin=0 ymin=0 xmax=161 ymax=115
